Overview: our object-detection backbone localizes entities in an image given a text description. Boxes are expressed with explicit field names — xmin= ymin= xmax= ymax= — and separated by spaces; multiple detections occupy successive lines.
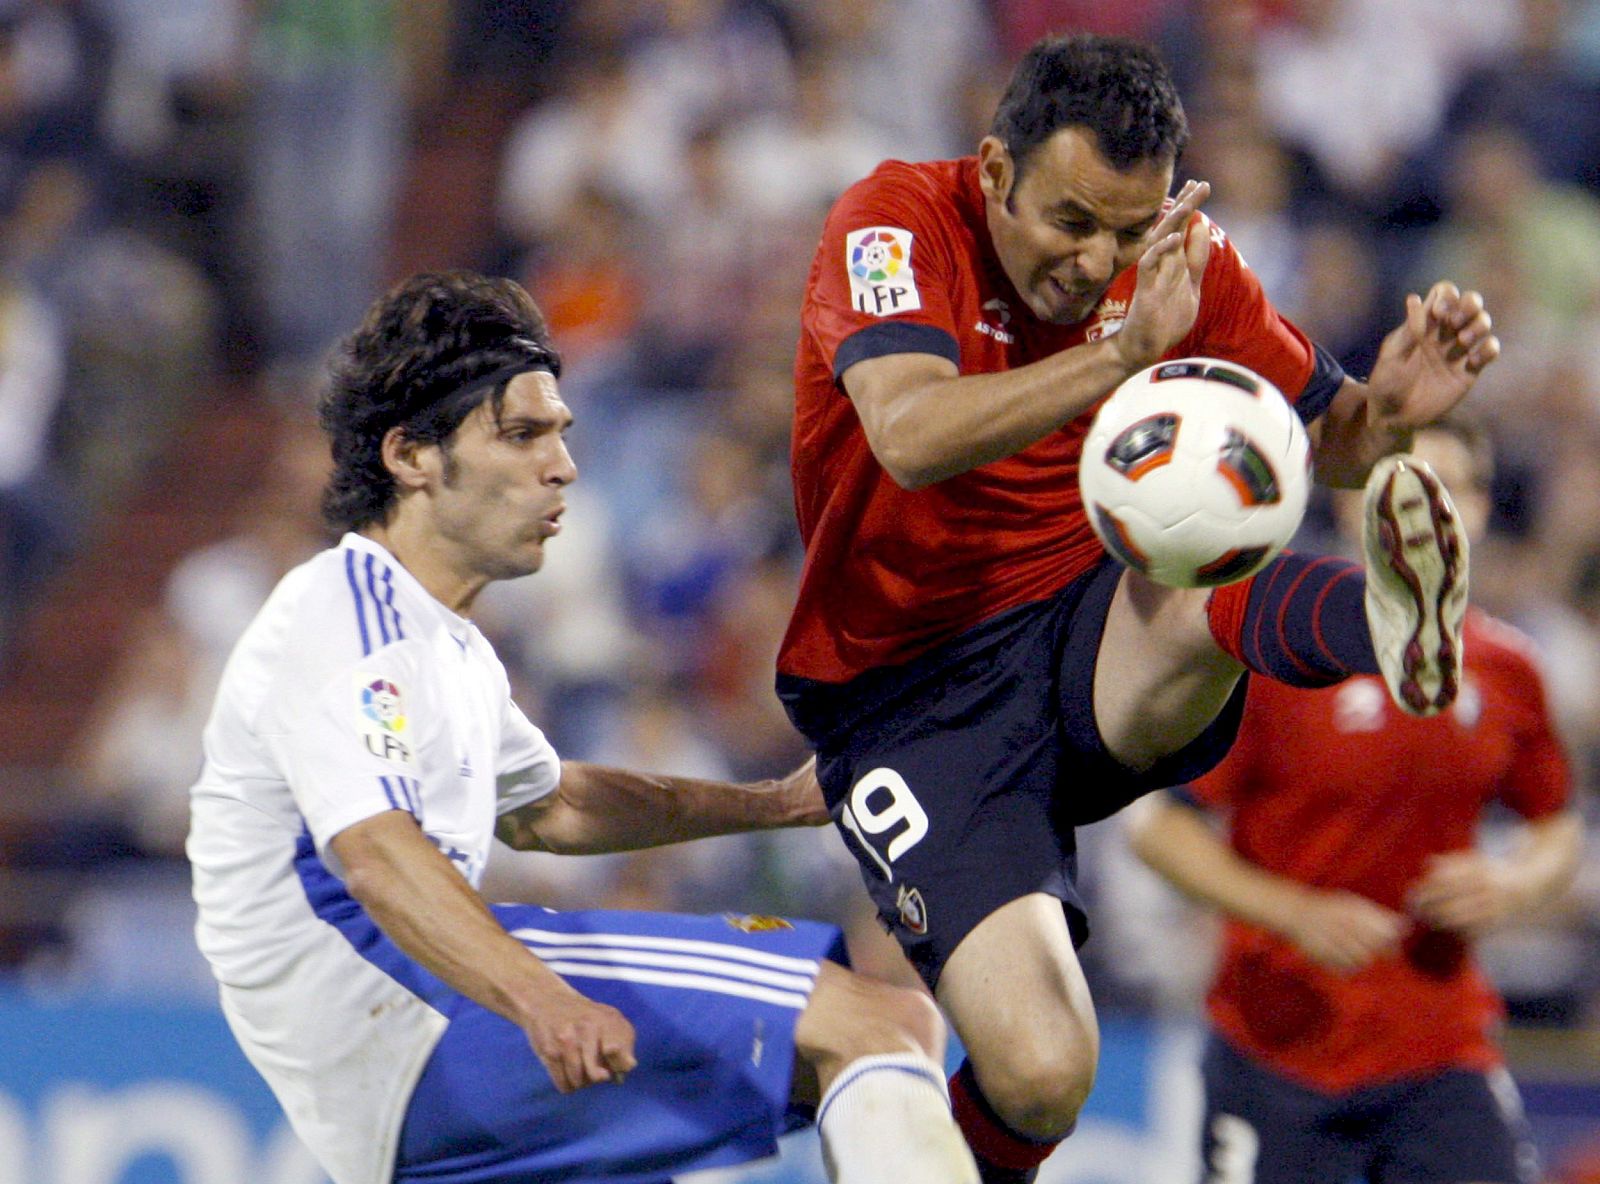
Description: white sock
xmin=816 ymin=1053 xmax=980 ymax=1184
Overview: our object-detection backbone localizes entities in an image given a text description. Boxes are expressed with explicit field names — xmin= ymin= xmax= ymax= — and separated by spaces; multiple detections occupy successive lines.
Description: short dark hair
xmin=318 ymin=271 xmax=561 ymax=534
xmin=991 ymin=33 xmax=1188 ymax=182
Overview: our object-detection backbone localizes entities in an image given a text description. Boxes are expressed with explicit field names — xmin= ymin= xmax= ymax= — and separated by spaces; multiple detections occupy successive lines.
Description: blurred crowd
xmin=2 ymin=0 xmax=1600 ymax=1071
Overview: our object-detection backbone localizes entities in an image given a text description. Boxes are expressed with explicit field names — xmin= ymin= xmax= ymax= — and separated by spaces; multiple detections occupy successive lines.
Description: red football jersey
xmin=1188 ymin=609 xmax=1572 ymax=1092
xmin=780 ymin=157 xmax=1328 ymax=683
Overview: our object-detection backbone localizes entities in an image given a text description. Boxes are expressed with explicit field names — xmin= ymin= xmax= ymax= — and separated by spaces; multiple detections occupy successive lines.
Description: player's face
xmin=979 ymin=127 xmax=1173 ymax=325
xmin=430 ymin=371 xmax=576 ymax=582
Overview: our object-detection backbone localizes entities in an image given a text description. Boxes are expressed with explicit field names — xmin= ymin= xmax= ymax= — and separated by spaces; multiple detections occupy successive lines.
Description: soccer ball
xmin=1079 ymin=357 xmax=1312 ymax=588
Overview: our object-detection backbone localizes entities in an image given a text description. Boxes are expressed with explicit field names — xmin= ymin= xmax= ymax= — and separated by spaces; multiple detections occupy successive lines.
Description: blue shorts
xmin=778 ymin=558 xmax=1247 ymax=988
xmin=1199 ymin=1033 xmax=1538 ymax=1184
xmin=395 ymin=904 xmax=847 ymax=1183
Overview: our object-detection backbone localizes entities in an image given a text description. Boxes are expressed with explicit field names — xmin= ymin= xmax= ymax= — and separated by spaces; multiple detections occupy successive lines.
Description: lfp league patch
xmin=355 ymin=673 xmax=414 ymax=764
xmin=845 ymin=226 xmax=922 ymax=317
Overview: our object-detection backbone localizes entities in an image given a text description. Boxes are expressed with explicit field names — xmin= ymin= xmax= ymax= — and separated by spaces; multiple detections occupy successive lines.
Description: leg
xmin=1095 ymin=573 xmax=1244 ymax=773
xmin=1205 ymin=456 xmax=1468 ymax=717
xmin=400 ymin=905 xmax=862 ymax=1181
xmin=795 ymin=961 xmax=979 ymax=1184
xmin=781 ymin=590 xmax=1116 ymax=1177
xmin=937 ymin=894 xmax=1098 ymax=1181
xmin=1368 ymin=1067 xmax=1537 ymax=1184
xmin=1198 ymin=1034 xmax=1366 ymax=1184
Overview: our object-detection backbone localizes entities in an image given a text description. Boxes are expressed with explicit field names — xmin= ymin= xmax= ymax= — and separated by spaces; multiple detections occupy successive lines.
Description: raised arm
xmin=846 ymin=182 xmax=1212 ymax=490
xmin=331 ymin=809 xmax=637 ymax=1091
xmin=1125 ymin=792 xmax=1406 ymax=973
xmin=495 ymin=756 xmax=828 ymax=854
xmin=1310 ymin=283 xmax=1500 ymax=487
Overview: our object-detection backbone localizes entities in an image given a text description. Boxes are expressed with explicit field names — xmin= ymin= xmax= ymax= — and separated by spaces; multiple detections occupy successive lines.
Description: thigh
xmin=807 ymin=613 xmax=1085 ymax=990
xmin=1369 ymin=1068 xmax=1537 ymax=1184
xmin=1083 ymin=562 xmax=1249 ymax=790
xmin=1199 ymin=1035 xmax=1366 ymax=1184
xmin=935 ymin=892 xmax=1098 ymax=1100
xmin=396 ymin=905 xmax=846 ymax=1183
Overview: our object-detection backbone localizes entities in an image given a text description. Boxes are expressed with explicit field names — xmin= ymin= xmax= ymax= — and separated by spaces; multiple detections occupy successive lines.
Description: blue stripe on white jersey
xmin=343 ymin=549 xmax=372 ymax=655
xmin=344 ymin=546 xmax=408 ymax=656
xmin=293 ymin=828 xmax=457 ymax=1011
xmin=365 ymin=554 xmax=391 ymax=647
xmin=385 ymin=565 xmax=405 ymax=640
xmin=379 ymin=775 xmax=423 ymax=819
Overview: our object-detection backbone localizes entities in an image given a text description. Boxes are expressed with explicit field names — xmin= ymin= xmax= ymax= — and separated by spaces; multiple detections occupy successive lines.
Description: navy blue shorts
xmin=395 ymin=904 xmax=846 ymax=1183
xmin=777 ymin=558 xmax=1247 ymax=988
xmin=1199 ymin=1033 xmax=1538 ymax=1184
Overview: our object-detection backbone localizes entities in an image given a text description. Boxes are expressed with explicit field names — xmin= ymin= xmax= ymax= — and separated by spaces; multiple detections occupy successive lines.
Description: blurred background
xmin=0 ymin=0 xmax=1598 ymax=1181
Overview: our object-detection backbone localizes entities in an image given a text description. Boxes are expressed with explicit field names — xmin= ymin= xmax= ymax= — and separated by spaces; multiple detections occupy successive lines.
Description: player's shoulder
xmin=831 ymin=156 xmax=971 ymax=223
xmin=252 ymin=541 xmax=434 ymax=675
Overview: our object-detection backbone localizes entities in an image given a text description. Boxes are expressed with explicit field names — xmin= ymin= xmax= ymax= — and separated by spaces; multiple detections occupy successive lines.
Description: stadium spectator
xmin=1248 ymin=0 xmax=1516 ymax=216
xmin=248 ymin=0 xmax=412 ymax=369
xmin=1418 ymin=119 xmax=1600 ymax=340
xmin=793 ymin=0 xmax=998 ymax=164
xmin=1127 ymin=417 xmax=1584 ymax=1184
xmin=493 ymin=44 xmax=672 ymax=254
xmin=0 ymin=266 xmax=68 ymax=654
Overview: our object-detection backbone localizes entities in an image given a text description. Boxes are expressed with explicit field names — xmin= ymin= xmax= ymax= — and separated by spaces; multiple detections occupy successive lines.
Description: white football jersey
xmin=188 ymin=533 xmax=561 ymax=1184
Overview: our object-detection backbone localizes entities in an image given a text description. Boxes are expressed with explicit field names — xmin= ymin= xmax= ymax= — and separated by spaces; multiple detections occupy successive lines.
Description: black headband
xmin=439 ymin=357 xmax=555 ymax=405
xmin=392 ymin=337 xmax=560 ymax=435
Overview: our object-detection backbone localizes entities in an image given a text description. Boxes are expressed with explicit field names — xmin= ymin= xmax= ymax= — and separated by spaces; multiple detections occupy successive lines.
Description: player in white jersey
xmin=188 ymin=271 xmax=981 ymax=1184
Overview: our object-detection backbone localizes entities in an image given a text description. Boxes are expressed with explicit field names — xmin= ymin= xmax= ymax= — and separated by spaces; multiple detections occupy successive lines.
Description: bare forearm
xmin=1310 ymin=380 xmax=1413 ymax=489
xmin=499 ymin=759 xmax=826 ymax=854
xmin=334 ymin=813 xmax=564 ymax=1026
xmin=1507 ymin=813 xmax=1585 ymax=915
xmin=851 ymin=337 xmax=1135 ymax=489
xmin=1127 ymin=797 xmax=1310 ymax=935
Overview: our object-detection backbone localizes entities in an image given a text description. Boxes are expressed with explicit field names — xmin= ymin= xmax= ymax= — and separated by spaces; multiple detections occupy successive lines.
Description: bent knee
xmin=797 ymin=964 xmax=947 ymax=1074
xmin=979 ymin=1048 xmax=1095 ymax=1140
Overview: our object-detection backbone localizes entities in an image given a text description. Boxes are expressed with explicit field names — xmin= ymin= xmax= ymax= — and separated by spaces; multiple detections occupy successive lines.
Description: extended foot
xmin=1363 ymin=454 xmax=1468 ymax=716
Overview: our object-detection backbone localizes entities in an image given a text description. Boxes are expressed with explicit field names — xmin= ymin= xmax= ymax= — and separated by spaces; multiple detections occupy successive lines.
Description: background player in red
xmin=1127 ymin=416 xmax=1584 ymax=1184
xmin=776 ymin=31 xmax=1500 ymax=1183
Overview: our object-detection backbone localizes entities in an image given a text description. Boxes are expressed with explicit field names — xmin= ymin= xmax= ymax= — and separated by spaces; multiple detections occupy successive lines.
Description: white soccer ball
xmin=1079 ymin=357 xmax=1312 ymax=588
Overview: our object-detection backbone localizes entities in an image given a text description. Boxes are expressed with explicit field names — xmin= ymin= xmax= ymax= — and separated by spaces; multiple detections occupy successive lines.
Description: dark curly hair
xmin=991 ymin=33 xmax=1188 ymax=188
xmin=318 ymin=271 xmax=562 ymax=534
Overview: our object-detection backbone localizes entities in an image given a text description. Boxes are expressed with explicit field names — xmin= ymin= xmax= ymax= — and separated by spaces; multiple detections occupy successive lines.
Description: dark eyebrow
xmin=497 ymin=411 xmax=574 ymax=433
xmin=1045 ymin=199 xmax=1096 ymax=222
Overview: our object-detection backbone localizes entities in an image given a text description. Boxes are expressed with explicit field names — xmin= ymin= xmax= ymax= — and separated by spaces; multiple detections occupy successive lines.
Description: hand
xmin=1408 ymin=849 xmax=1522 ymax=937
xmin=1114 ymin=180 xmax=1213 ymax=371
xmin=1280 ymin=888 xmax=1406 ymax=973
xmin=522 ymin=983 xmax=638 ymax=1093
xmin=1365 ymin=282 xmax=1500 ymax=432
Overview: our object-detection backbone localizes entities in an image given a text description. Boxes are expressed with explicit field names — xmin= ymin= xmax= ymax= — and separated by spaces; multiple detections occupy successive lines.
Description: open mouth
xmin=1045 ymin=276 xmax=1092 ymax=318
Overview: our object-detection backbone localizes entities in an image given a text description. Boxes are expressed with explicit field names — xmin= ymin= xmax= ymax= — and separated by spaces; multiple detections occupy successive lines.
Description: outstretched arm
xmin=1126 ymin=792 xmax=1405 ymax=973
xmin=1312 ymin=283 xmax=1500 ymax=487
xmin=331 ymin=810 xmax=637 ymax=1091
xmin=496 ymin=755 xmax=828 ymax=854
xmin=1408 ymin=811 xmax=1584 ymax=937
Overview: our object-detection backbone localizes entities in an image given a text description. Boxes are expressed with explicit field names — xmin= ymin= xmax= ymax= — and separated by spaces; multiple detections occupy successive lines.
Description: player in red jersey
xmin=1128 ymin=418 xmax=1583 ymax=1184
xmin=775 ymin=32 xmax=1500 ymax=1183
